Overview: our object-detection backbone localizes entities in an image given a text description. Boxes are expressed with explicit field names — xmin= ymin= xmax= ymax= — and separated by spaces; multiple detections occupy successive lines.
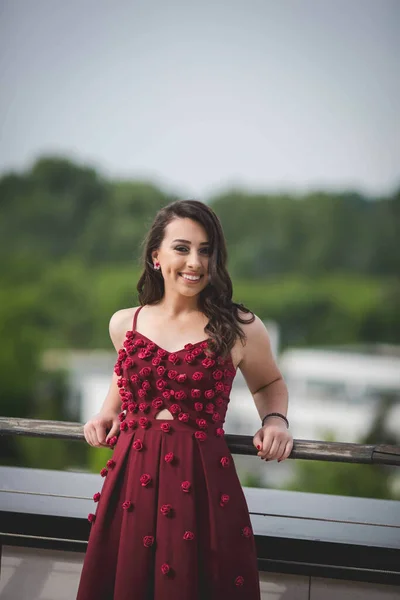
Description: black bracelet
xmin=262 ymin=412 xmax=289 ymax=428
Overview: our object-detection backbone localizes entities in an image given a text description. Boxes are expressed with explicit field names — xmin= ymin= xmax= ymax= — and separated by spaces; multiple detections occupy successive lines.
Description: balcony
xmin=1 ymin=418 xmax=399 ymax=599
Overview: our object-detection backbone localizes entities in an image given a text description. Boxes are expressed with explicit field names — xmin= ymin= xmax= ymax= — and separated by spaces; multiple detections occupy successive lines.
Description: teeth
xmin=181 ymin=274 xmax=200 ymax=281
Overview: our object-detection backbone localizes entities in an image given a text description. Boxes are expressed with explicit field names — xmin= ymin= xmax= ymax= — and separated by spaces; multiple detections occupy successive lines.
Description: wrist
xmin=262 ymin=417 xmax=287 ymax=428
xmin=261 ymin=412 xmax=289 ymax=428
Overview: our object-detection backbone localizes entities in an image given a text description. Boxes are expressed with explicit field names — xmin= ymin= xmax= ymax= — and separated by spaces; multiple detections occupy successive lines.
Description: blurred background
xmin=0 ymin=0 xmax=399 ymax=500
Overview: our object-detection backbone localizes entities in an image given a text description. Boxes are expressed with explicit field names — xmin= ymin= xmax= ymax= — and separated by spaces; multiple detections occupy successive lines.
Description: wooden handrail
xmin=1 ymin=417 xmax=399 ymax=466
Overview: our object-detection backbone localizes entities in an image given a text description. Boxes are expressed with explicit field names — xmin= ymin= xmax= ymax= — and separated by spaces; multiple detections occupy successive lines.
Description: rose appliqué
xmin=168 ymin=353 xmax=179 ymax=364
xmin=140 ymin=473 xmax=152 ymax=487
xmin=164 ymin=452 xmax=174 ymax=463
xmin=152 ymin=398 xmax=164 ymax=410
xmin=212 ymin=369 xmax=224 ymax=380
xmin=192 ymin=371 xmax=203 ymax=381
xmin=156 ymin=379 xmax=167 ymax=390
xmin=220 ymin=494 xmax=230 ymax=507
xmin=107 ymin=435 xmax=118 ymax=447
xmin=242 ymin=526 xmax=252 ymax=538
xmin=160 ymin=504 xmax=172 ymax=516
xmin=143 ymin=535 xmax=154 ymax=547
xmin=139 ymin=417 xmax=150 ymax=429
xmin=139 ymin=367 xmax=151 ymax=378
xmin=181 ymin=480 xmax=191 ymax=492
xmin=202 ymin=358 xmax=215 ymax=369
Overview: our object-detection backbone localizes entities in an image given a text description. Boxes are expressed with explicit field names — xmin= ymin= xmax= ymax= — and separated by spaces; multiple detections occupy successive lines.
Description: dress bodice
xmin=113 ymin=310 xmax=237 ymax=440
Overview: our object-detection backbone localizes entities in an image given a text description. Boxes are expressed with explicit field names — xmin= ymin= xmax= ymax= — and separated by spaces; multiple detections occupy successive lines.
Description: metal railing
xmin=1 ymin=417 xmax=399 ymax=465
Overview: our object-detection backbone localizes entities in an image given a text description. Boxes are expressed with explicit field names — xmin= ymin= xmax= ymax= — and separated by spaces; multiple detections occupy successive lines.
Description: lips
xmin=179 ymin=273 xmax=203 ymax=282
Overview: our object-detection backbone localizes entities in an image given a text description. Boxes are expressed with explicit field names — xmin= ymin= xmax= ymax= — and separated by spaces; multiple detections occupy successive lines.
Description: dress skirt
xmin=77 ymin=419 xmax=261 ymax=600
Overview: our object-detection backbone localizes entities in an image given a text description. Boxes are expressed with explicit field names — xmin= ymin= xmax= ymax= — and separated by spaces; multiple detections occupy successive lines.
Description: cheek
xmin=165 ymin=258 xmax=184 ymax=276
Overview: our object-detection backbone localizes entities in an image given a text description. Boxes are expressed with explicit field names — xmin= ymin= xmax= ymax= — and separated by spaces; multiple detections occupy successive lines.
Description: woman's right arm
xmin=83 ymin=309 xmax=135 ymax=447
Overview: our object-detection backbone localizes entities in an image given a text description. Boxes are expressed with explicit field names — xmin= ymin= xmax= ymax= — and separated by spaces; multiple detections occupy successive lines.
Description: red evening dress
xmin=77 ymin=306 xmax=261 ymax=600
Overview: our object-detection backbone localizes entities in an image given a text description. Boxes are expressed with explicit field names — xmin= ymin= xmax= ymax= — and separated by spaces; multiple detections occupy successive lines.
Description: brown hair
xmin=137 ymin=200 xmax=255 ymax=356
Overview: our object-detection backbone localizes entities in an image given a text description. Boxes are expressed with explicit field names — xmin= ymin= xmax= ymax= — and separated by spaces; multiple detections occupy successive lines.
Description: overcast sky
xmin=0 ymin=0 xmax=399 ymax=197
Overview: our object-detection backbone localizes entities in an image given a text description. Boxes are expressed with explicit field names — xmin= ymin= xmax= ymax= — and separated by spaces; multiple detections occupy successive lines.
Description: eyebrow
xmin=172 ymin=239 xmax=209 ymax=245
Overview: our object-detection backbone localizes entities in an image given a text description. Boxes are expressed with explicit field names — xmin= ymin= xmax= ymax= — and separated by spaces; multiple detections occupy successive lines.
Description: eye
xmin=174 ymin=246 xmax=188 ymax=253
xmin=200 ymin=247 xmax=210 ymax=255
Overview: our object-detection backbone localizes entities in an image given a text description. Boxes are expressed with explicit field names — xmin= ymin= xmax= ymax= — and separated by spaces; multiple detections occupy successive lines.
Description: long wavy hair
xmin=137 ymin=200 xmax=255 ymax=356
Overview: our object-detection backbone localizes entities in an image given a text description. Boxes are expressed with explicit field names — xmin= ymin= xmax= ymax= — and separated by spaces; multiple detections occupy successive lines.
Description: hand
xmin=253 ymin=418 xmax=293 ymax=462
xmin=83 ymin=409 xmax=121 ymax=448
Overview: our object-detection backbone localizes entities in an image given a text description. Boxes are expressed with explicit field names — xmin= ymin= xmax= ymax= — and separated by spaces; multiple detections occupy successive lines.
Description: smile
xmin=179 ymin=273 xmax=202 ymax=282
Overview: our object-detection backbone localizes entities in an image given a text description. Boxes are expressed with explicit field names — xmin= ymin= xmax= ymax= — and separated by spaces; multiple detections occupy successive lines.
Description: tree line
xmin=1 ymin=156 xmax=399 ymax=278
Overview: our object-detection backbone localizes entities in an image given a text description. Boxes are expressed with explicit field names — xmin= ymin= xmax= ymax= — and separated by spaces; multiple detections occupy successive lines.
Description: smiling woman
xmin=78 ymin=199 xmax=293 ymax=600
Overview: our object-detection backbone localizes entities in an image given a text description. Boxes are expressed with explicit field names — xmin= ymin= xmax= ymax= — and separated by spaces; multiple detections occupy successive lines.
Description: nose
xmin=187 ymin=249 xmax=202 ymax=270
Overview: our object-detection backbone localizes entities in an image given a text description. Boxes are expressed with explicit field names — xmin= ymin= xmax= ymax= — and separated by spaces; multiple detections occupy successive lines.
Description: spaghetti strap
xmin=132 ymin=305 xmax=144 ymax=331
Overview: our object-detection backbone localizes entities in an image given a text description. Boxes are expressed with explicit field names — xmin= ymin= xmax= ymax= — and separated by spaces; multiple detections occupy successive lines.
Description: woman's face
xmin=152 ymin=218 xmax=210 ymax=298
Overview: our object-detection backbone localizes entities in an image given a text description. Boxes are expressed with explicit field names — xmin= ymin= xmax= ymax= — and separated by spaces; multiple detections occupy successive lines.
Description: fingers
xmin=256 ymin=427 xmax=293 ymax=462
xmin=278 ymin=438 xmax=294 ymax=462
xmin=105 ymin=422 xmax=120 ymax=445
xmin=253 ymin=432 xmax=263 ymax=452
xmin=84 ymin=417 xmax=109 ymax=448
xmin=258 ymin=437 xmax=277 ymax=460
xmin=83 ymin=422 xmax=96 ymax=447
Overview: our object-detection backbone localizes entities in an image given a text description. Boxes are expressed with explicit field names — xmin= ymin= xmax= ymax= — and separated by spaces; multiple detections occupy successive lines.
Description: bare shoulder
xmin=238 ymin=310 xmax=269 ymax=343
xmin=109 ymin=306 xmax=140 ymax=351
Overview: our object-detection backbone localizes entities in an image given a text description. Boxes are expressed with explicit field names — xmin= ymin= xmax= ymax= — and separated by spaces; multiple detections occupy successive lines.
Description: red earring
xmin=154 ymin=262 xmax=161 ymax=271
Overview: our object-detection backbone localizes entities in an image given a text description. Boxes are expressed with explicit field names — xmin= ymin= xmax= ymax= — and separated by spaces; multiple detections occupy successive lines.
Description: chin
xmin=177 ymin=282 xmax=208 ymax=298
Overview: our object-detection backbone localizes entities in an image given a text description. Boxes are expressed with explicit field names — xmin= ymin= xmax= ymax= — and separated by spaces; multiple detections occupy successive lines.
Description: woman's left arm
xmin=238 ymin=316 xmax=293 ymax=463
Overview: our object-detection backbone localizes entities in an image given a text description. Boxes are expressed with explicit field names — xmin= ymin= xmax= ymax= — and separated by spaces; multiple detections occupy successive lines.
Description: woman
xmin=78 ymin=200 xmax=293 ymax=600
